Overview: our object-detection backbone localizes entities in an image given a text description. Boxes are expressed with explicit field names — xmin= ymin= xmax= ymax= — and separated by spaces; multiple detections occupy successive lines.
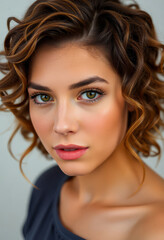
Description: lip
xmin=53 ymin=144 xmax=88 ymax=160
xmin=54 ymin=144 xmax=88 ymax=150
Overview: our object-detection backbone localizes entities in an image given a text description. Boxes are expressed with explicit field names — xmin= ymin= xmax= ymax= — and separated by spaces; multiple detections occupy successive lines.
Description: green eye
xmin=40 ymin=95 xmax=51 ymax=102
xmin=86 ymin=91 xmax=97 ymax=99
xmin=78 ymin=89 xmax=104 ymax=103
xmin=30 ymin=93 xmax=54 ymax=104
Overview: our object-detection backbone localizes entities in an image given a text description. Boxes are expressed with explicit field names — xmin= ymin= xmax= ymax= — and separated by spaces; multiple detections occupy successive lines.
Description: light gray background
xmin=0 ymin=0 xmax=164 ymax=239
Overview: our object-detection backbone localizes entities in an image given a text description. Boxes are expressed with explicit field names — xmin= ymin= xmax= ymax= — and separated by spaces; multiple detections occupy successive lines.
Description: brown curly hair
xmin=0 ymin=0 xmax=164 ymax=186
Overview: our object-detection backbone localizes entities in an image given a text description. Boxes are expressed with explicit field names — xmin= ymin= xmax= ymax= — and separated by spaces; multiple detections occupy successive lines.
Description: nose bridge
xmin=53 ymin=98 xmax=77 ymax=135
xmin=57 ymin=99 xmax=69 ymax=122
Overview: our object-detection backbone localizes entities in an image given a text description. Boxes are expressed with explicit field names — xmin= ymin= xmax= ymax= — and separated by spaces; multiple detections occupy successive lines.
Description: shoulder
xmin=130 ymin=202 xmax=164 ymax=240
xmin=26 ymin=164 xmax=66 ymax=216
xmin=22 ymin=165 xmax=66 ymax=236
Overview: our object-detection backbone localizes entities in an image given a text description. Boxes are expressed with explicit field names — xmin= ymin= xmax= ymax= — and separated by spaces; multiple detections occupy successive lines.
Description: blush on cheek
xmin=30 ymin=111 xmax=49 ymax=138
xmin=85 ymin=100 xmax=127 ymax=146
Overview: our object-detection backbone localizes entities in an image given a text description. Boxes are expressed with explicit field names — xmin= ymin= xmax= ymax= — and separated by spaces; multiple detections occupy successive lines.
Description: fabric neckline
xmin=53 ymin=173 xmax=86 ymax=240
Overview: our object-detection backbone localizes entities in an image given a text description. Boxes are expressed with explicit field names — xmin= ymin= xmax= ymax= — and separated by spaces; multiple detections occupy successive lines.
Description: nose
xmin=53 ymin=101 xmax=78 ymax=136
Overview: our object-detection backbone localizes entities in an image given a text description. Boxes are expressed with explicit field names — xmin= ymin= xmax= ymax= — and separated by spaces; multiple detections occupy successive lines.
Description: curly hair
xmin=0 ymin=0 xmax=164 ymax=186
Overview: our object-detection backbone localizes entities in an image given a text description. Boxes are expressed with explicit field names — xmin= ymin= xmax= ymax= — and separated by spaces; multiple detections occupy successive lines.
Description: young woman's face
xmin=28 ymin=43 xmax=128 ymax=176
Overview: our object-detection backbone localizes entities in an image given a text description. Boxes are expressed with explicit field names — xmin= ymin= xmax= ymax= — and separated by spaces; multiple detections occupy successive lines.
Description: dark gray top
xmin=22 ymin=165 xmax=85 ymax=240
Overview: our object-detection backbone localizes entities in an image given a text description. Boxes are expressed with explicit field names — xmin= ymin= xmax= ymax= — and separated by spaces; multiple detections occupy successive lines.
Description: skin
xmin=28 ymin=43 xmax=164 ymax=240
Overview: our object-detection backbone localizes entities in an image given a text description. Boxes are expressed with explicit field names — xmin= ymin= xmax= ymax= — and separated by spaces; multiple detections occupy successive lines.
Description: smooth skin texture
xmin=28 ymin=43 xmax=164 ymax=240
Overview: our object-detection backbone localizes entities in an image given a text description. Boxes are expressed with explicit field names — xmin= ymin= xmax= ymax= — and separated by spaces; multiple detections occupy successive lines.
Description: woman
xmin=0 ymin=0 xmax=164 ymax=239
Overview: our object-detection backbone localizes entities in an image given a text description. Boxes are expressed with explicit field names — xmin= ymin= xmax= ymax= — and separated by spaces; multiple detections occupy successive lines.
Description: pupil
xmin=87 ymin=92 xmax=96 ymax=99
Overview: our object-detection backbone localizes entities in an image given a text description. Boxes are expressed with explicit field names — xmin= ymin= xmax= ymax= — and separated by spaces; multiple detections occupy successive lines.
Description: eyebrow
xmin=28 ymin=76 xmax=109 ymax=91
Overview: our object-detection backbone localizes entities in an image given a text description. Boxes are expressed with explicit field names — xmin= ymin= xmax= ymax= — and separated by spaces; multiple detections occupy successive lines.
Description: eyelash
xmin=78 ymin=88 xmax=105 ymax=103
xmin=30 ymin=92 xmax=53 ymax=105
xmin=29 ymin=88 xmax=105 ymax=105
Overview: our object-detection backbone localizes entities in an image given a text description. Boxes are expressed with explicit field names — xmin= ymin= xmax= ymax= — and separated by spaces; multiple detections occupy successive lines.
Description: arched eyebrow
xmin=28 ymin=76 xmax=109 ymax=91
xmin=69 ymin=76 xmax=109 ymax=89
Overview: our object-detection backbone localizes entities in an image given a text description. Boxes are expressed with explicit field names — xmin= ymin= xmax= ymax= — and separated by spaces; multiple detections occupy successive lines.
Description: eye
xmin=30 ymin=93 xmax=54 ymax=105
xmin=77 ymin=88 xmax=105 ymax=103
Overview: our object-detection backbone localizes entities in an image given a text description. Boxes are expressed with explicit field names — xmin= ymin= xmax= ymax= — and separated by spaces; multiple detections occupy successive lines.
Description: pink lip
xmin=53 ymin=144 xmax=88 ymax=160
xmin=54 ymin=144 xmax=87 ymax=150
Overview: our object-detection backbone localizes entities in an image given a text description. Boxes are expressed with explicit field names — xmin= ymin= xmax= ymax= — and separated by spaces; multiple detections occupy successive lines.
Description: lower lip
xmin=55 ymin=148 xmax=88 ymax=160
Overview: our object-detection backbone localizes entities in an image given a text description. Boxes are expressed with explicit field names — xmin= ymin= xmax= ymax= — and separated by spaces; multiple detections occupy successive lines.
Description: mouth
xmin=53 ymin=144 xmax=89 ymax=160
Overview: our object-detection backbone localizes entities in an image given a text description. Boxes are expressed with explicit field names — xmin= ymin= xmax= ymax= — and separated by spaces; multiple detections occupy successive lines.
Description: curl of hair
xmin=0 ymin=0 xmax=164 ymax=187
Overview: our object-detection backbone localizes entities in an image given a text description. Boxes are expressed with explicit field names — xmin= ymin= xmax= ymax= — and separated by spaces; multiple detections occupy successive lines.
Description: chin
xmin=57 ymin=162 xmax=94 ymax=177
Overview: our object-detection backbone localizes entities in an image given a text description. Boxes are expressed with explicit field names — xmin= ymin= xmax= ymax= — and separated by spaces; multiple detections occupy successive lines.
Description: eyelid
xmin=29 ymin=91 xmax=52 ymax=96
xmin=29 ymin=91 xmax=53 ymax=98
xmin=77 ymin=87 xmax=105 ymax=102
xmin=29 ymin=91 xmax=54 ymax=104
xmin=78 ymin=87 xmax=105 ymax=95
xmin=29 ymin=88 xmax=105 ymax=97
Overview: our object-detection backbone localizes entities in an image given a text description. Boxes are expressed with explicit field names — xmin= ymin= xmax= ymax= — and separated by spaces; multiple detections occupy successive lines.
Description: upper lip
xmin=54 ymin=144 xmax=88 ymax=150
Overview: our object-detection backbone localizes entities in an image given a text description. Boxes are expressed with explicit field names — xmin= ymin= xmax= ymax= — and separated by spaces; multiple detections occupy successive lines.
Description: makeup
xmin=29 ymin=44 xmax=128 ymax=176
xmin=55 ymin=148 xmax=88 ymax=160
xmin=54 ymin=144 xmax=89 ymax=160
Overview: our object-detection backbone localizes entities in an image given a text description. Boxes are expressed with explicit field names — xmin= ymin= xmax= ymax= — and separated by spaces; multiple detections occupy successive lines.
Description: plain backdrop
xmin=0 ymin=0 xmax=164 ymax=239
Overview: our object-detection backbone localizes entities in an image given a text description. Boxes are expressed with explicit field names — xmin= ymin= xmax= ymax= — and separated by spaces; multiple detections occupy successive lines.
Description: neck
xmin=71 ymin=143 xmax=144 ymax=206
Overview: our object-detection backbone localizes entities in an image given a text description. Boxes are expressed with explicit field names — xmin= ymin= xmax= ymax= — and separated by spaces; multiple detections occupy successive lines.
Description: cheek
xmin=82 ymin=99 xmax=127 ymax=143
xmin=29 ymin=108 xmax=51 ymax=139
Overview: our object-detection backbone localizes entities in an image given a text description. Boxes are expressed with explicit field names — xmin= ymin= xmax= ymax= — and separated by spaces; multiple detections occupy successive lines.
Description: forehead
xmin=30 ymin=42 xmax=109 ymax=67
xmin=29 ymin=43 xmax=120 ymax=88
